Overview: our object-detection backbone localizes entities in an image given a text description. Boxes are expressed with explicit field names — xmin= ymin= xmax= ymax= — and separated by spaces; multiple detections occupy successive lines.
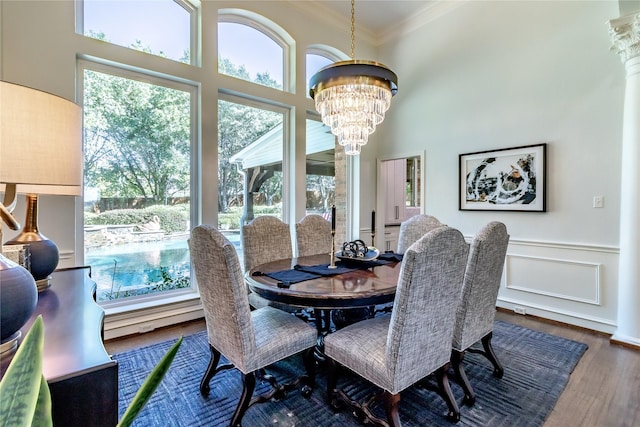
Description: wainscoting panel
xmin=505 ymin=254 xmax=600 ymax=305
xmin=495 ymin=238 xmax=619 ymax=334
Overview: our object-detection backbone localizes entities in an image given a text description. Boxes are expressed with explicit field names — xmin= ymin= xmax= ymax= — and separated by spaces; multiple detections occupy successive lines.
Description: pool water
xmin=86 ymin=231 xmax=242 ymax=301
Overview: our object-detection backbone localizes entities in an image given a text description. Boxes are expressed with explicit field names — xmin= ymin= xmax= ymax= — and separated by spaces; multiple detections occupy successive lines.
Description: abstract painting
xmin=459 ymin=143 xmax=546 ymax=212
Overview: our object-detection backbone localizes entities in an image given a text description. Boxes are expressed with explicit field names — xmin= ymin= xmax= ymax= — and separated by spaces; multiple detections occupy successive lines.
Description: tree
xmin=217 ymin=58 xmax=282 ymax=213
xmin=306 ymin=175 xmax=335 ymax=211
xmin=83 ymin=69 xmax=190 ymax=204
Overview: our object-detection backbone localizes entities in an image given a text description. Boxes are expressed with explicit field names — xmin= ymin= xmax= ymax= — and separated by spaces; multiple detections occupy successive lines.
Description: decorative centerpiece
xmin=340 ymin=240 xmax=369 ymax=259
xmin=336 ymin=239 xmax=380 ymax=262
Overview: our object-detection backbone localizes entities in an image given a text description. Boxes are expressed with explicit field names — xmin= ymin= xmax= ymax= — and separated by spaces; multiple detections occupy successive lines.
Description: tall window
xmin=305 ymin=118 xmax=335 ymax=215
xmin=80 ymin=0 xmax=194 ymax=64
xmin=218 ymin=97 xmax=285 ymax=267
xmin=305 ymin=52 xmax=338 ymax=215
xmin=81 ymin=64 xmax=194 ymax=303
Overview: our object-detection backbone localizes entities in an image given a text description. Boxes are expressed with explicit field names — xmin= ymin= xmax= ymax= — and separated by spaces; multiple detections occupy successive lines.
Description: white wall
xmin=368 ymin=1 xmax=625 ymax=332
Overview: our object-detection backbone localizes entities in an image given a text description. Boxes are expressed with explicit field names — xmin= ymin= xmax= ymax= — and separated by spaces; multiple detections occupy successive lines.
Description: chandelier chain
xmin=350 ymin=0 xmax=355 ymax=60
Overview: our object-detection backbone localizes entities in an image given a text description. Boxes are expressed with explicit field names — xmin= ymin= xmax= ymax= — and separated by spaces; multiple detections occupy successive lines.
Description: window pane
xmin=82 ymin=0 xmax=191 ymax=63
xmin=83 ymin=69 xmax=192 ymax=302
xmin=305 ymin=119 xmax=335 ymax=215
xmin=218 ymin=99 xmax=284 ymax=268
xmin=306 ymin=53 xmax=333 ymax=97
xmin=218 ymin=22 xmax=283 ymax=90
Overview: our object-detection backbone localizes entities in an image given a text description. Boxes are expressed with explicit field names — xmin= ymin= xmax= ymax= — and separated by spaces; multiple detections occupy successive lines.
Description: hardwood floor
xmin=104 ymin=310 xmax=640 ymax=426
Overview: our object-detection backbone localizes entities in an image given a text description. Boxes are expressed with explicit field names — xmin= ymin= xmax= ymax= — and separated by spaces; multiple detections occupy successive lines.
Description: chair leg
xmin=301 ymin=347 xmax=315 ymax=397
xmin=200 ymin=344 xmax=234 ymax=396
xmin=481 ymin=332 xmax=504 ymax=378
xmin=326 ymin=358 xmax=339 ymax=407
xmin=200 ymin=345 xmax=221 ymax=395
xmin=451 ymin=350 xmax=475 ymax=406
xmin=383 ymin=391 xmax=402 ymax=427
xmin=230 ymin=371 xmax=256 ymax=427
xmin=435 ymin=363 xmax=461 ymax=423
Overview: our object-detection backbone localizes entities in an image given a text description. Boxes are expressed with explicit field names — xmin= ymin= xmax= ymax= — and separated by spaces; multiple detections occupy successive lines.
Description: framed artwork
xmin=459 ymin=143 xmax=546 ymax=212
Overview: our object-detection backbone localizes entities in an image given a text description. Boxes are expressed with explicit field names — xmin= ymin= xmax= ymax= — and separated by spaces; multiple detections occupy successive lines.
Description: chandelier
xmin=309 ymin=0 xmax=398 ymax=155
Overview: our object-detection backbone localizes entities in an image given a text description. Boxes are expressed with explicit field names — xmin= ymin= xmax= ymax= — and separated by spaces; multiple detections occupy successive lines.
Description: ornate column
xmin=609 ymin=13 xmax=640 ymax=348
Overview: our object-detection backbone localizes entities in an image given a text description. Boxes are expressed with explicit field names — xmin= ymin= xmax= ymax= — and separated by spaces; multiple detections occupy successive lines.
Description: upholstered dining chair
xmin=295 ymin=214 xmax=332 ymax=257
xmin=451 ymin=221 xmax=510 ymax=407
xmin=324 ymin=226 xmax=469 ymax=425
xmin=189 ymin=225 xmax=317 ymax=427
xmin=242 ymin=215 xmax=294 ymax=309
xmin=396 ymin=214 xmax=446 ymax=254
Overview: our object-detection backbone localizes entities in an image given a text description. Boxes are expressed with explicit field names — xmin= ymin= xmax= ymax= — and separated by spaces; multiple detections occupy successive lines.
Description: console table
xmin=0 ymin=266 xmax=118 ymax=426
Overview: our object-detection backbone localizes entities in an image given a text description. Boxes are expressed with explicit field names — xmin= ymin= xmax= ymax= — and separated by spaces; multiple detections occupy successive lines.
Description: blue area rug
xmin=115 ymin=320 xmax=587 ymax=426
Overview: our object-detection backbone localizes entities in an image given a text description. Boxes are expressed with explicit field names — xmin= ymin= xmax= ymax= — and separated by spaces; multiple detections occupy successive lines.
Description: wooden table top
xmin=246 ymin=253 xmax=401 ymax=309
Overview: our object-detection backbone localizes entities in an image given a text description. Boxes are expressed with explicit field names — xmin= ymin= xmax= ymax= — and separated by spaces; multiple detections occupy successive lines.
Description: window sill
xmin=103 ymin=291 xmax=204 ymax=340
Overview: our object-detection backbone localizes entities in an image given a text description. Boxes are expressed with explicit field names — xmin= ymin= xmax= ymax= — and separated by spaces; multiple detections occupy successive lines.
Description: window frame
xmin=217 ymin=91 xmax=292 ymax=226
xmin=75 ymin=0 xmax=200 ymax=66
xmin=218 ymin=9 xmax=295 ymax=93
xmin=77 ymin=57 xmax=201 ymax=309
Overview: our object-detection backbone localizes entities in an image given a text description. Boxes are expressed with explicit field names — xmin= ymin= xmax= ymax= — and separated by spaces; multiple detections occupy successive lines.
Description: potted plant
xmin=0 ymin=316 xmax=182 ymax=427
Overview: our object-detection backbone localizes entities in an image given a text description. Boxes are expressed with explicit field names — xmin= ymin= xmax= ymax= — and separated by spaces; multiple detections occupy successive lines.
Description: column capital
xmin=610 ymin=13 xmax=640 ymax=63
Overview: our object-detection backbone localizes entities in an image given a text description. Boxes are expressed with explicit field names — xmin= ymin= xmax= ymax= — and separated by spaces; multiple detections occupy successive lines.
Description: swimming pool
xmin=86 ymin=231 xmax=242 ymax=301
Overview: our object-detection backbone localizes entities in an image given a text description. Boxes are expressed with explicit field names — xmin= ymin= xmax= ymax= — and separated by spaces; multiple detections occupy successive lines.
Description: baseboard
xmin=495 ymin=306 xmax=612 ymax=338
xmin=610 ymin=332 xmax=640 ymax=350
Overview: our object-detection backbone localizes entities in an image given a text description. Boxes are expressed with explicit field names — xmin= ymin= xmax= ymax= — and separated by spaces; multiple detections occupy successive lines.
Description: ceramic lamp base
xmin=0 ymin=254 xmax=38 ymax=345
xmin=36 ymin=276 xmax=52 ymax=292
xmin=4 ymin=193 xmax=60 ymax=283
xmin=0 ymin=331 xmax=21 ymax=356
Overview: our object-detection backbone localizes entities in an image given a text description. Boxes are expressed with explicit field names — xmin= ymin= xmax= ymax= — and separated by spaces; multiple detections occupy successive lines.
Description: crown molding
xmin=286 ymin=0 xmax=379 ymax=48
xmin=286 ymin=1 xmax=467 ymax=49
xmin=377 ymin=0 xmax=468 ymax=46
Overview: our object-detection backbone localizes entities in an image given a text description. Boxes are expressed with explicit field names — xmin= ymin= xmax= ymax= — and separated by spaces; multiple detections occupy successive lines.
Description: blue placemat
xmin=336 ymin=258 xmax=395 ymax=268
xmin=377 ymin=252 xmax=403 ymax=262
xmin=251 ymin=269 xmax=320 ymax=285
xmin=294 ymin=263 xmax=358 ymax=276
xmin=253 ymin=255 xmax=401 ymax=287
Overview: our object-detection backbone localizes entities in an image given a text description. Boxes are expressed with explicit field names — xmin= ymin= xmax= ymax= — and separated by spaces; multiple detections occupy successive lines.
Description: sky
xmin=84 ymin=0 xmax=286 ymax=85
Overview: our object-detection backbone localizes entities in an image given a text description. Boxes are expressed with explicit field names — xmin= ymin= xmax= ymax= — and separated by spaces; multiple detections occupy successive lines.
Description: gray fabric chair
xmin=189 ymin=225 xmax=317 ymax=427
xmin=295 ymin=214 xmax=332 ymax=257
xmin=396 ymin=214 xmax=446 ymax=254
xmin=451 ymin=221 xmax=510 ymax=406
xmin=242 ymin=216 xmax=294 ymax=310
xmin=324 ymin=226 xmax=469 ymax=425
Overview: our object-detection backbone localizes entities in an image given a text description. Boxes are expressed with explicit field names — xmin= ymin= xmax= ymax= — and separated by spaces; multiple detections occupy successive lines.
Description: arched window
xmin=79 ymin=0 xmax=196 ymax=64
xmin=306 ymin=53 xmax=333 ymax=97
xmin=218 ymin=10 xmax=294 ymax=92
xmin=306 ymin=46 xmax=348 ymax=97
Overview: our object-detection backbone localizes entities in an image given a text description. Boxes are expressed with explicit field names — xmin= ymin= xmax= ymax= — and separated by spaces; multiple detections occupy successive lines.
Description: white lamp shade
xmin=0 ymin=81 xmax=83 ymax=196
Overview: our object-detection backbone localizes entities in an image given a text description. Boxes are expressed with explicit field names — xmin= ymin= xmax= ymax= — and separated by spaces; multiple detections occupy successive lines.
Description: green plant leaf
xmin=0 ymin=316 xmax=45 ymax=427
xmin=30 ymin=374 xmax=52 ymax=427
xmin=116 ymin=336 xmax=183 ymax=427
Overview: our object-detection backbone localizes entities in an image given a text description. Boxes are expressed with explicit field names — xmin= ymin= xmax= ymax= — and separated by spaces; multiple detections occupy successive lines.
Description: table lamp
xmin=0 ymin=81 xmax=82 ymax=353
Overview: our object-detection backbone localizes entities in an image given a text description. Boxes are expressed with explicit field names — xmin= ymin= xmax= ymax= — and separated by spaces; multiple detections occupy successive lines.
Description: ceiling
xmin=310 ymin=1 xmax=440 ymax=34
xmin=289 ymin=1 xmax=464 ymax=45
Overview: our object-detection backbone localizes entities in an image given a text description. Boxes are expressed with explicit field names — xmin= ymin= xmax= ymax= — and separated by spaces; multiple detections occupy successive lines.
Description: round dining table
xmin=245 ymin=253 xmax=402 ymax=310
xmin=246 ymin=252 xmax=403 ymax=359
